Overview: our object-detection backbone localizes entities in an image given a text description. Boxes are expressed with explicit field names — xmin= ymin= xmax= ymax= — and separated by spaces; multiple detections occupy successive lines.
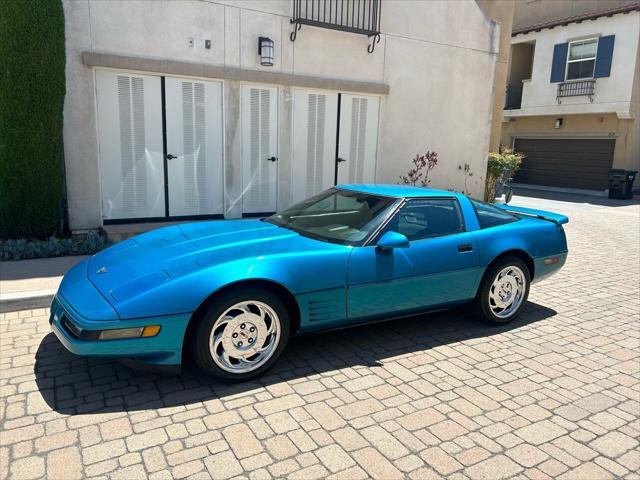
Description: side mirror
xmin=376 ymin=231 xmax=410 ymax=251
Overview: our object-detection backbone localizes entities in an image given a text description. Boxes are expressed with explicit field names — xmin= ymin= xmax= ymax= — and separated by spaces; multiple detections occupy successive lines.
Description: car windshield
xmin=266 ymin=188 xmax=398 ymax=245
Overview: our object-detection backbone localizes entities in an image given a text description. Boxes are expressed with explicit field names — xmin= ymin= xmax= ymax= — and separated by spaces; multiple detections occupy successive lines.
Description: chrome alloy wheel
xmin=488 ymin=265 xmax=526 ymax=319
xmin=209 ymin=301 xmax=281 ymax=374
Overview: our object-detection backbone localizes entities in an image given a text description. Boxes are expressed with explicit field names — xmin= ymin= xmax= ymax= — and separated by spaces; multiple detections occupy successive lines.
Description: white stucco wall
xmin=63 ymin=0 xmax=499 ymax=230
xmin=508 ymin=12 xmax=640 ymax=118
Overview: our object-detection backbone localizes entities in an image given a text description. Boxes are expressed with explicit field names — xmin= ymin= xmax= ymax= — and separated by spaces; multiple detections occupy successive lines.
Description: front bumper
xmin=50 ymin=294 xmax=190 ymax=367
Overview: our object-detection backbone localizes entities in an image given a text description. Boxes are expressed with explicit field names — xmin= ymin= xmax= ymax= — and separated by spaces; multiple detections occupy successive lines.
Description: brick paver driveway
xmin=1 ymin=192 xmax=639 ymax=480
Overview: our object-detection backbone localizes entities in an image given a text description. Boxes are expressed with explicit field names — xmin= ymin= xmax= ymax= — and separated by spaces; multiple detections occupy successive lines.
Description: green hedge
xmin=0 ymin=0 xmax=66 ymax=239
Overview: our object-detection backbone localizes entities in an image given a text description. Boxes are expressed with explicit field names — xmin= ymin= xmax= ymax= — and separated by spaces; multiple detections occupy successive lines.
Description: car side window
xmin=470 ymin=199 xmax=519 ymax=229
xmin=380 ymin=198 xmax=464 ymax=242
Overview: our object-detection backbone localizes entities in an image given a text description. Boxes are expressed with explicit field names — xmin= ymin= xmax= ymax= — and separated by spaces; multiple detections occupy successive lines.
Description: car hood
xmin=87 ymin=219 xmax=304 ymax=307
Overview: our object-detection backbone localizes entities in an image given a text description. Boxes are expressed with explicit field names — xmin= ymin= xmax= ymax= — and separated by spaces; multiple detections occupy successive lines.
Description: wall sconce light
xmin=258 ymin=37 xmax=274 ymax=66
xmin=555 ymin=118 xmax=563 ymax=129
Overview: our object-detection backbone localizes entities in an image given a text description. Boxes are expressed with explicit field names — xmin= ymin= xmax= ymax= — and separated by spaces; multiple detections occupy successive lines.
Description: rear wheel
xmin=476 ymin=257 xmax=530 ymax=325
xmin=192 ymin=289 xmax=290 ymax=381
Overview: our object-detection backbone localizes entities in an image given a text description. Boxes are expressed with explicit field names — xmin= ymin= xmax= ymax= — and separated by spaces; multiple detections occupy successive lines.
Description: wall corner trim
xmin=82 ymin=51 xmax=390 ymax=95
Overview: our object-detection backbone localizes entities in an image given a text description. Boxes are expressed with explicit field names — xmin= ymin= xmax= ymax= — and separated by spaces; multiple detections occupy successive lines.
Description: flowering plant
xmin=399 ymin=151 xmax=439 ymax=187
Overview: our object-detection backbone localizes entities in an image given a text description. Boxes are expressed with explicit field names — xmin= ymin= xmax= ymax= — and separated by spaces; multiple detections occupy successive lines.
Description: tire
xmin=191 ymin=288 xmax=290 ymax=381
xmin=475 ymin=256 xmax=530 ymax=325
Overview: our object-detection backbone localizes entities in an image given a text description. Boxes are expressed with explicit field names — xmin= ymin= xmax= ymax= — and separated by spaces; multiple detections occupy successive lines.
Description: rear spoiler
xmin=495 ymin=204 xmax=569 ymax=225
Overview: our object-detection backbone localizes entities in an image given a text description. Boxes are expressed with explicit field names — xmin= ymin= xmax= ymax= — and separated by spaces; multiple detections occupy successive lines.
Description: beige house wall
xmin=476 ymin=0 xmax=515 ymax=151
xmin=63 ymin=0 xmax=502 ymax=231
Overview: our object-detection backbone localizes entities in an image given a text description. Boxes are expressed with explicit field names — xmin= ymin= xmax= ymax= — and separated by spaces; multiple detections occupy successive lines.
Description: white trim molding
xmin=82 ymin=52 xmax=390 ymax=95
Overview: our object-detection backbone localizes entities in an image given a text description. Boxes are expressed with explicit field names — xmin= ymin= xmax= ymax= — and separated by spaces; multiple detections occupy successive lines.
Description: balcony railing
xmin=290 ymin=0 xmax=382 ymax=53
xmin=557 ymin=80 xmax=595 ymax=104
xmin=504 ymin=82 xmax=523 ymax=110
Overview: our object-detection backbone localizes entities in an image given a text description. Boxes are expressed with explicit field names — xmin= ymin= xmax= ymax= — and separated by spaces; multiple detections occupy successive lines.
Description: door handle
xmin=166 ymin=154 xmax=177 ymax=160
xmin=337 ymin=157 xmax=347 ymax=163
xmin=267 ymin=156 xmax=277 ymax=162
xmin=457 ymin=244 xmax=473 ymax=253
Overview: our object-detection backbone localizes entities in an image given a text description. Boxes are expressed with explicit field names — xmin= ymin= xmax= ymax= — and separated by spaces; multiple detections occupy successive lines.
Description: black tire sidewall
xmin=191 ymin=288 xmax=290 ymax=381
xmin=478 ymin=257 xmax=531 ymax=325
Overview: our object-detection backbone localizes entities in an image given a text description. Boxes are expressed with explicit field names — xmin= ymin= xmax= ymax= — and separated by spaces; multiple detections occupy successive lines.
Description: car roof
xmin=336 ymin=184 xmax=465 ymax=199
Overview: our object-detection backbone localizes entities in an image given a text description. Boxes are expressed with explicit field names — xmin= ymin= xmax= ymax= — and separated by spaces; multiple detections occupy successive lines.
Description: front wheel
xmin=191 ymin=289 xmax=290 ymax=381
xmin=475 ymin=257 xmax=530 ymax=325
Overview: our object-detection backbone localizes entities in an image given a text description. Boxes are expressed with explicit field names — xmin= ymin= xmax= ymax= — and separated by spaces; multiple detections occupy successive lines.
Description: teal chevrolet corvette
xmin=50 ymin=185 xmax=568 ymax=380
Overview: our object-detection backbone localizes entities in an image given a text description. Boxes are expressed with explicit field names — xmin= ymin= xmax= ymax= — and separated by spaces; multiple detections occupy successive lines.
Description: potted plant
xmin=485 ymin=147 xmax=524 ymax=202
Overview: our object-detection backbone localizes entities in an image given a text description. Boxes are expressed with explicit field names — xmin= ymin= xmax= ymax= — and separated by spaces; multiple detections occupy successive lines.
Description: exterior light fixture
xmin=555 ymin=118 xmax=563 ymax=129
xmin=258 ymin=36 xmax=274 ymax=66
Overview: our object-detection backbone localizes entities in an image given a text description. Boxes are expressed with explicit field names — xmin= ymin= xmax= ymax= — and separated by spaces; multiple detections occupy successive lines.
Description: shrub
xmin=0 ymin=231 xmax=111 ymax=261
xmin=458 ymin=163 xmax=474 ymax=196
xmin=0 ymin=0 xmax=66 ymax=239
xmin=399 ymin=151 xmax=439 ymax=186
xmin=485 ymin=147 xmax=524 ymax=202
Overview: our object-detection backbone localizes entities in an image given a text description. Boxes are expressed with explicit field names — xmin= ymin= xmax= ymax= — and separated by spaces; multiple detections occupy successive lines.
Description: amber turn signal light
xmin=142 ymin=325 xmax=161 ymax=337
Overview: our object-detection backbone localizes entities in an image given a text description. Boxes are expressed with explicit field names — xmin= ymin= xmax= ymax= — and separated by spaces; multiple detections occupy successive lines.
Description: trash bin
xmin=608 ymin=169 xmax=637 ymax=200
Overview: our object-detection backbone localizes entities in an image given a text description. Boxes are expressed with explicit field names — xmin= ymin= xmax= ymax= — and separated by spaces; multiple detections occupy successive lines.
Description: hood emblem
xmin=95 ymin=266 xmax=108 ymax=275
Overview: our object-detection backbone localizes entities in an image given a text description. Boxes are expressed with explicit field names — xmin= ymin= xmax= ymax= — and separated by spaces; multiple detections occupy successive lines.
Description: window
xmin=267 ymin=188 xmax=397 ymax=245
xmin=470 ymin=199 xmax=519 ymax=229
xmin=566 ymin=39 xmax=598 ymax=80
xmin=380 ymin=199 xmax=464 ymax=242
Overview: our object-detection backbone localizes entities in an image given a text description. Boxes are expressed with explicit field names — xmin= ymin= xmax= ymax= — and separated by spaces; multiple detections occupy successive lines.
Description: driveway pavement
xmin=1 ymin=192 xmax=638 ymax=480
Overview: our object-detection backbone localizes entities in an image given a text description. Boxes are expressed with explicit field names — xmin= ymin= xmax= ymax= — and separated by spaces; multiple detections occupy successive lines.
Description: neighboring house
xmin=501 ymin=1 xmax=640 ymax=193
xmin=62 ymin=0 xmax=511 ymax=234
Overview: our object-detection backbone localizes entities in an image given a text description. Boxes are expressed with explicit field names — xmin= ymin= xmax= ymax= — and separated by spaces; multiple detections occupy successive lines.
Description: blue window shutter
xmin=550 ymin=43 xmax=568 ymax=83
xmin=594 ymin=35 xmax=615 ymax=78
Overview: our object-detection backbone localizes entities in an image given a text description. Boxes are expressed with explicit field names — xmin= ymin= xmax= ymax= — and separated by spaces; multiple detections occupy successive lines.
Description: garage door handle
xmin=267 ymin=156 xmax=277 ymax=162
xmin=337 ymin=157 xmax=347 ymax=163
xmin=458 ymin=244 xmax=473 ymax=253
xmin=166 ymin=154 xmax=177 ymax=160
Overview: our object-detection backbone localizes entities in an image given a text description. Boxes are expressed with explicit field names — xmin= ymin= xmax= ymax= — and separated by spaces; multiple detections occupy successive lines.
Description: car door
xmin=347 ymin=198 xmax=482 ymax=322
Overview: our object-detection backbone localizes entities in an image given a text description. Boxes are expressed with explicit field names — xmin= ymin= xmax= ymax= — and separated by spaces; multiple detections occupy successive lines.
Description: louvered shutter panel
xmin=594 ymin=35 xmax=615 ymax=78
xmin=348 ymin=97 xmax=368 ymax=182
xmin=291 ymin=90 xmax=338 ymax=204
xmin=241 ymin=86 xmax=278 ymax=214
xmin=550 ymin=43 xmax=568 ymax=83
xmin=337 ymin=94 xmax=380 ymax=185
xmin=95 ymin=71 xmax=164 ymax=220
xmin=164 ymin=78 xmax=224 ymax=216
xmin=182 ymin=82 xmax=207 ymax=212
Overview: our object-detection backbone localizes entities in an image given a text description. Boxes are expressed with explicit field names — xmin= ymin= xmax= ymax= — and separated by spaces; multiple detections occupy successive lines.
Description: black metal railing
xmin=504 ymin=82 xmax=523 ymax=110
xmin=290 ymin=0 xmax=382 ymax=53
xmin=557 ymin=80 xmax=595 ymax=104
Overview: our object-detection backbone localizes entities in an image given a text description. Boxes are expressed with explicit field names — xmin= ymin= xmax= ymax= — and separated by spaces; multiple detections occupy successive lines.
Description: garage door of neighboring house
xmin=513 ymin=138 xmax=615 ymax=190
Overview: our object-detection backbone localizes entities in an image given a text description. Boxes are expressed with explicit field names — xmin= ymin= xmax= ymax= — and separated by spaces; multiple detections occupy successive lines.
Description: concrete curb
xmin=0 ymin=290 xmax=55 ymax=313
